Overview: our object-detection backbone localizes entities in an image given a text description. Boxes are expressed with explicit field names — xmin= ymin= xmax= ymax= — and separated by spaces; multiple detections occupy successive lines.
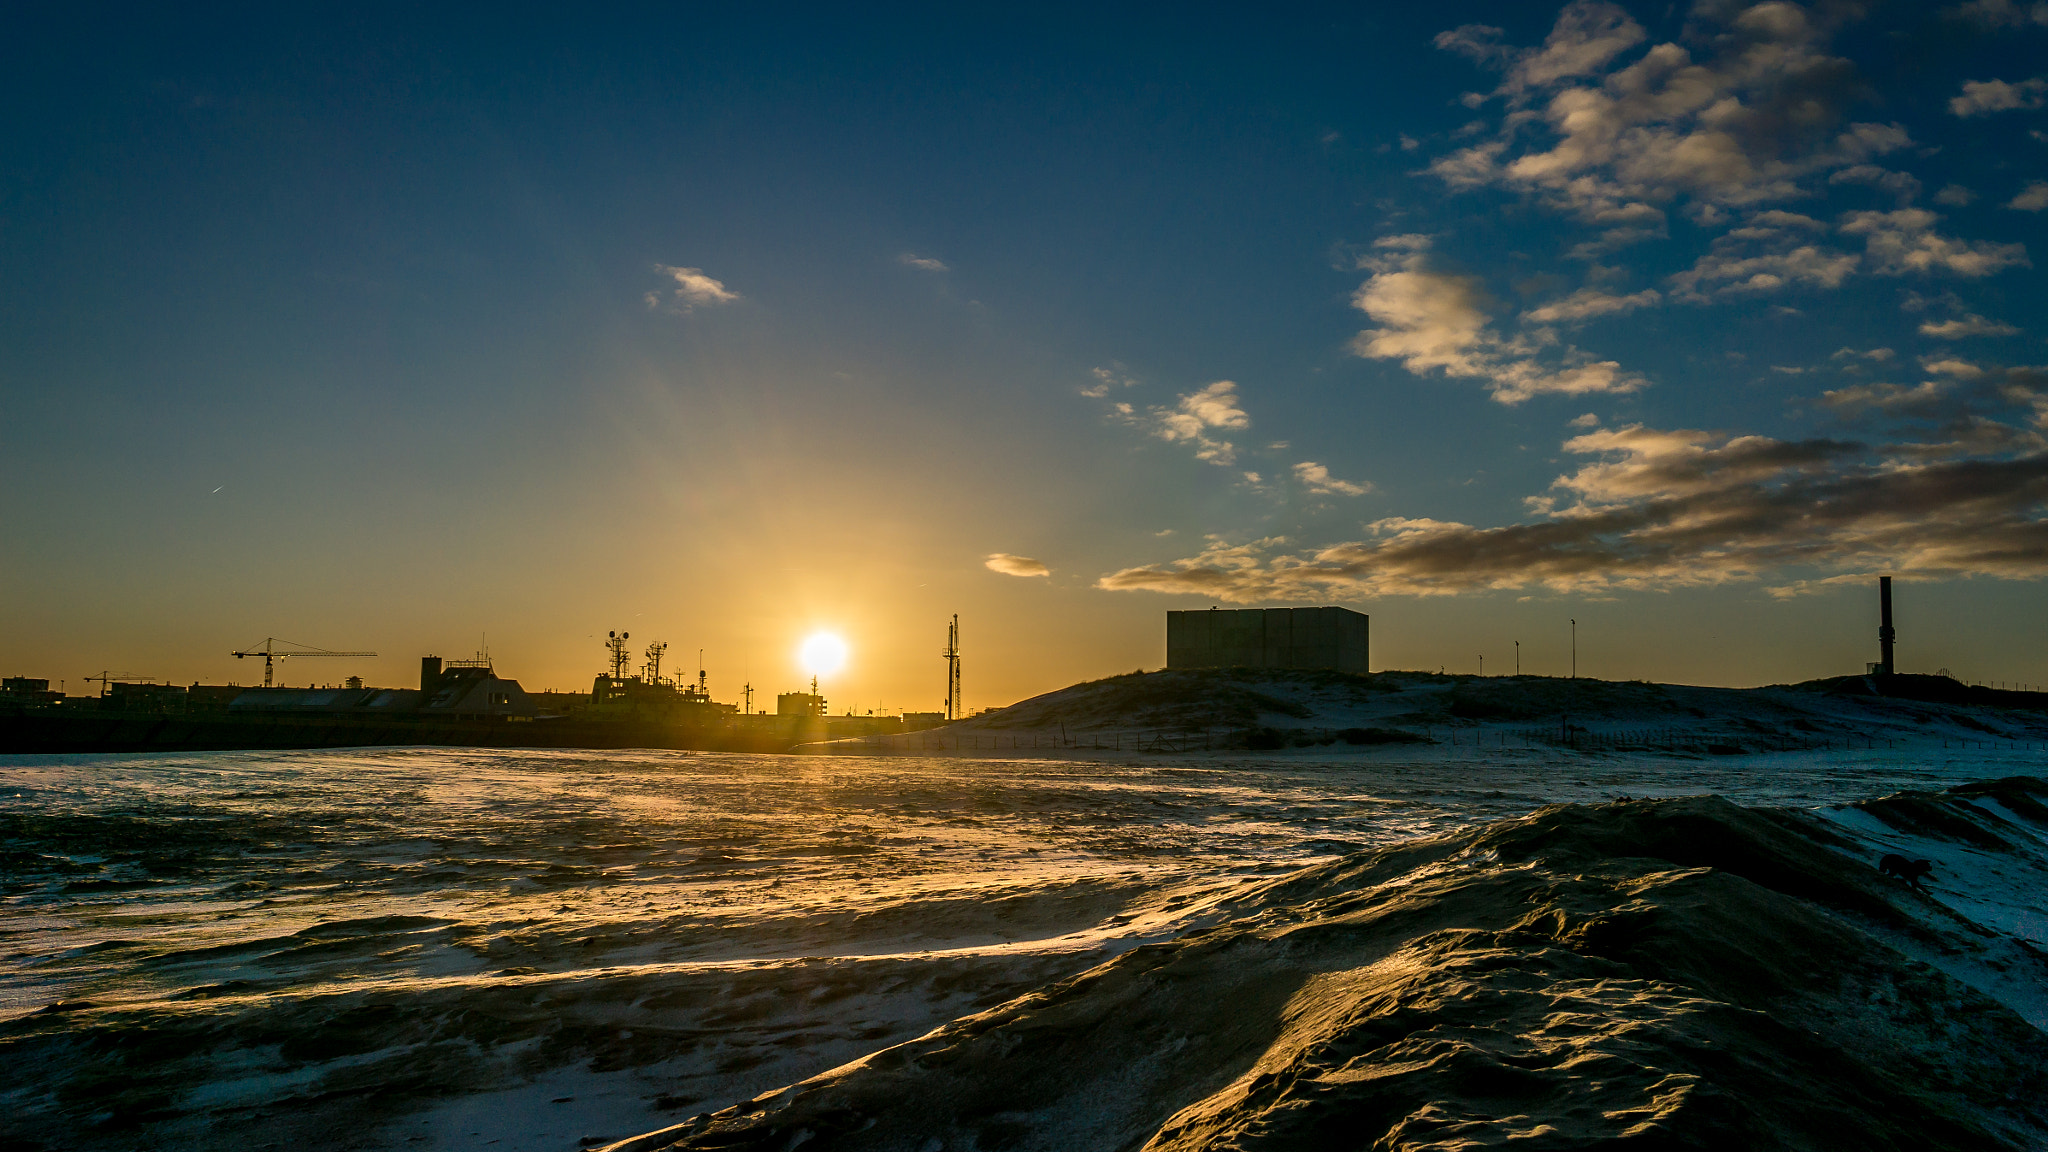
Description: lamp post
xmin=1514 ymin=640 xmax=1520 ymax=677
xmin=1570 ymin=619 xmax=1577 ymax=680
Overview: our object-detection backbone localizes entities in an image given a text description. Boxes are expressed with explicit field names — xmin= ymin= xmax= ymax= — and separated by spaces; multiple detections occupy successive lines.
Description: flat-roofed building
xmin=777 ymin=691 xmax=825 ymax=717
xmin=1166 ymin=606 xmax=1369 ymax=673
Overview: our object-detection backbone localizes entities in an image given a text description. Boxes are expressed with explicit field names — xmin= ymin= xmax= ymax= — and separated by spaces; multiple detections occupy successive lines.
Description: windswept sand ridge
xmin=620 ymin=779 xmax=2048 ymax=1152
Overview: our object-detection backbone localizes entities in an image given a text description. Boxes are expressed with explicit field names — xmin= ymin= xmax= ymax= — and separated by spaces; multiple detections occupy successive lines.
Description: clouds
xmin=1665 ymin=206 xmax=2030 ymax=301
xmin=1099 ymin=415 xmax=2048 ymax=601
xmin=1292 ymin=462 xmax=1373 ymax=497
xmin=1094 ymin=1 xmax=2048 ymax=608
xmin=1091 ymin=374 xmax=1252 ymax=465
xmin=1149 ymin=380 xmax=1252 ymax=464
xmin=647 ymin=265 xmax=739 ymax=313
xmin=1437 ymin=1 xmax=1646 ymax=98
xmin=1410 ymin=0 xmax=2037 ymax=341
xmin=1839 ymin=209 xmax=2030 ymax=276
xmin=1669 ymin=238 xmax=1858 ymax=299
xmin=1086 ymin=370 xmax=1381 ymax=498
xmin=985 ymin=553 xmax=1051 ymax=577
xmin=1519 ymin=287 xmax=1662 ymax=324
xmin=1950 ymin=77 xmax=2048 ymax=116
xmin=899 ymin=253 xmax=949 ymax=272
xmin=1946 ymin=0 xmax=2048 ymax=27
xmin=1920 ymin=313 xmax=2021 ymax=339
xmin=1818 ymin=360 xmax=2048 ymax=460
xmin=1429 ymin=1 xmax=1908 ymax=227
xmin=1349 ymin=238 xmax=1645 ymax=404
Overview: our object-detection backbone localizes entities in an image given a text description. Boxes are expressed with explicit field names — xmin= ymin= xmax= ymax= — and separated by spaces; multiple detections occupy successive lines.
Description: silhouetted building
xmin=230 ymin=657 xmax=536 ymax=718
xmin=105 ymin=682 xmax=188 ymax=712
xmin=777 ymin=691 xmax=825 ymax=717
xmin=1 ymin=677 xmax=63 ymax=706
xmin=1166 ymin=607 xmax=1369 ymax=673
xmin=185 ymin=685 xmax=245 ymax=711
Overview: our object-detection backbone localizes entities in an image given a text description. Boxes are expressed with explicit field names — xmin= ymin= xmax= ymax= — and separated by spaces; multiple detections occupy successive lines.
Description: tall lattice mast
xmin=942 ymin=614 xmax=961 ymax=720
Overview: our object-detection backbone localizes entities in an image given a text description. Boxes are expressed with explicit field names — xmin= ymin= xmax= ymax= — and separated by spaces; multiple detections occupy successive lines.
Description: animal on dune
xmin=1878 ymin=853 xmax=1933 ymax=890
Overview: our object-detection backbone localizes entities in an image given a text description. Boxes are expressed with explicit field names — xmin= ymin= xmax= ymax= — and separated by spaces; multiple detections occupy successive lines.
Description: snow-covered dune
xmin=618 ymin=778 xmax=2048 ymax=1151
xmin=846 ymin=668 xmax=2048 ymax=758
xmin=4 ymin=752 xmax=2043 ymax=1150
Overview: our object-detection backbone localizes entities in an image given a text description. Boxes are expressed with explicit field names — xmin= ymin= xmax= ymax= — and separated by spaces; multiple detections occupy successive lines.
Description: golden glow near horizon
xmin=798 ymin=632 xmax=849 ymax=679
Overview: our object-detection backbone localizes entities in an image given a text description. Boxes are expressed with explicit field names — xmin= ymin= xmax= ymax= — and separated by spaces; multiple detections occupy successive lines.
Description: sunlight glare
xmin=798 ymin=632 xmax=849 ymax=678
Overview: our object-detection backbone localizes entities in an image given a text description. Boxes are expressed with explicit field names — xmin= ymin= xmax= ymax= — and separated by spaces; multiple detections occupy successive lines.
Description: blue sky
xmin=4 ymin=1 xmax=2046 ymax=705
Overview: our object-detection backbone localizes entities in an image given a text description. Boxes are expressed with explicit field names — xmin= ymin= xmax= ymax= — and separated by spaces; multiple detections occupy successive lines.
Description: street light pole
xmin=1514 ymin=640 xmax=1520 ymax=677
xmin=1570 ymin=619 xmax=1577 ymax=680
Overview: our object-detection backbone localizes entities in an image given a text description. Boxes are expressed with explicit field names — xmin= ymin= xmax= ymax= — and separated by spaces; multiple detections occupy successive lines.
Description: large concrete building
xmin=1166 ymin=607 xmax=1369 ymax=673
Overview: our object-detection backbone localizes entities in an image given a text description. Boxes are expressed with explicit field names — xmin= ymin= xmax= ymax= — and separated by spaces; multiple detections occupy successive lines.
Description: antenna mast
xmin=942 ymin=614 xmax=961 ymax=720
xmin=644 ymin=640 xmax=667 ymax=683
xmin=606 ymin=631 xmax=632 ymax=679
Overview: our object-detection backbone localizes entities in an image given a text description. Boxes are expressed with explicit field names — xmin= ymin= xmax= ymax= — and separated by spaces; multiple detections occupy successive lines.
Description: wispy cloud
xmin=1669 ymin=235 xmax=1858 ymax=300
xmin=1920 ymin=313 xmax=2022 ymax=339
xmin=984 ymin=553 xmax=1051 ymax=577
xmin=1154 ymin=381 xmax=1251 ymax=464
xmin=1350 ymin=237 xmax=1645 ymax=404
xmin=2009 ymin=182 xmax=2048 ymax=212
xmin=1950 ymin=77 xmax=2048 ymax=116
xmin=1088 ymin=370 xmax=1254 ymax=465
xmin=646 ymin=265 xmax=740 ymax=313
xmin=1840 ymin=209 xmax=2030 ymax=276
xmin=1945 ymin=1 xmax=2048 ymax=29
xmin=899 ymin=253 xmax=950 ymax=272
xmin=1829 ymin=165 xmax=1922 ymax=204
xmin=1292 ymin=462 xmax=1373 ymax=497
xmin=1519 ymin=287 xmax=1661 ymax=324
xmin=1080 ymin=366 xmax=1139 ymax=399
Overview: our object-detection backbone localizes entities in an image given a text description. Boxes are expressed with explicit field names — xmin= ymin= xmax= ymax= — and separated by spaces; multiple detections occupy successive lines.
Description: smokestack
xmin=420 ymin=655 xmax=442 ymax=692
xmin=1878 ymin=577 xmax=1895 ymax=676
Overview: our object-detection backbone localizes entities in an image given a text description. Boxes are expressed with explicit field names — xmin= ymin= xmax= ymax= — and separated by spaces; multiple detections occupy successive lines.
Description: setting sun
xmin=797 ymin=632 xmax=849 ymax=678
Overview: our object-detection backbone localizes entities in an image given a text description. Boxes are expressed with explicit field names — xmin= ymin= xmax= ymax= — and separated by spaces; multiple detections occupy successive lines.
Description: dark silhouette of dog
xmin=1879 ymin=853 xmax=1933 ymax=891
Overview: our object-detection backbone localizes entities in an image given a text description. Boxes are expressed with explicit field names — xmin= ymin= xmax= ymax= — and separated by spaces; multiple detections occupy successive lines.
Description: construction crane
xmin=84 ymin=672 xmax=155 ymax=698
xmin=231 ymin=638 xmax=376 ymax=688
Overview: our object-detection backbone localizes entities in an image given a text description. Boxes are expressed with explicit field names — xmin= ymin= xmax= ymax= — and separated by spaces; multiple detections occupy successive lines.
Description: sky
xmin=4 ymin=1 xmax=2047 ymax=710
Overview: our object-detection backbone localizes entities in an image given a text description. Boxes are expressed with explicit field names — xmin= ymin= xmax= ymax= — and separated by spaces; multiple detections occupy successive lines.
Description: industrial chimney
xmin=1877 ymin=577 xmax=1895 ymax=676
xmin=420 ymin=655 xmax=443 ymax=692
